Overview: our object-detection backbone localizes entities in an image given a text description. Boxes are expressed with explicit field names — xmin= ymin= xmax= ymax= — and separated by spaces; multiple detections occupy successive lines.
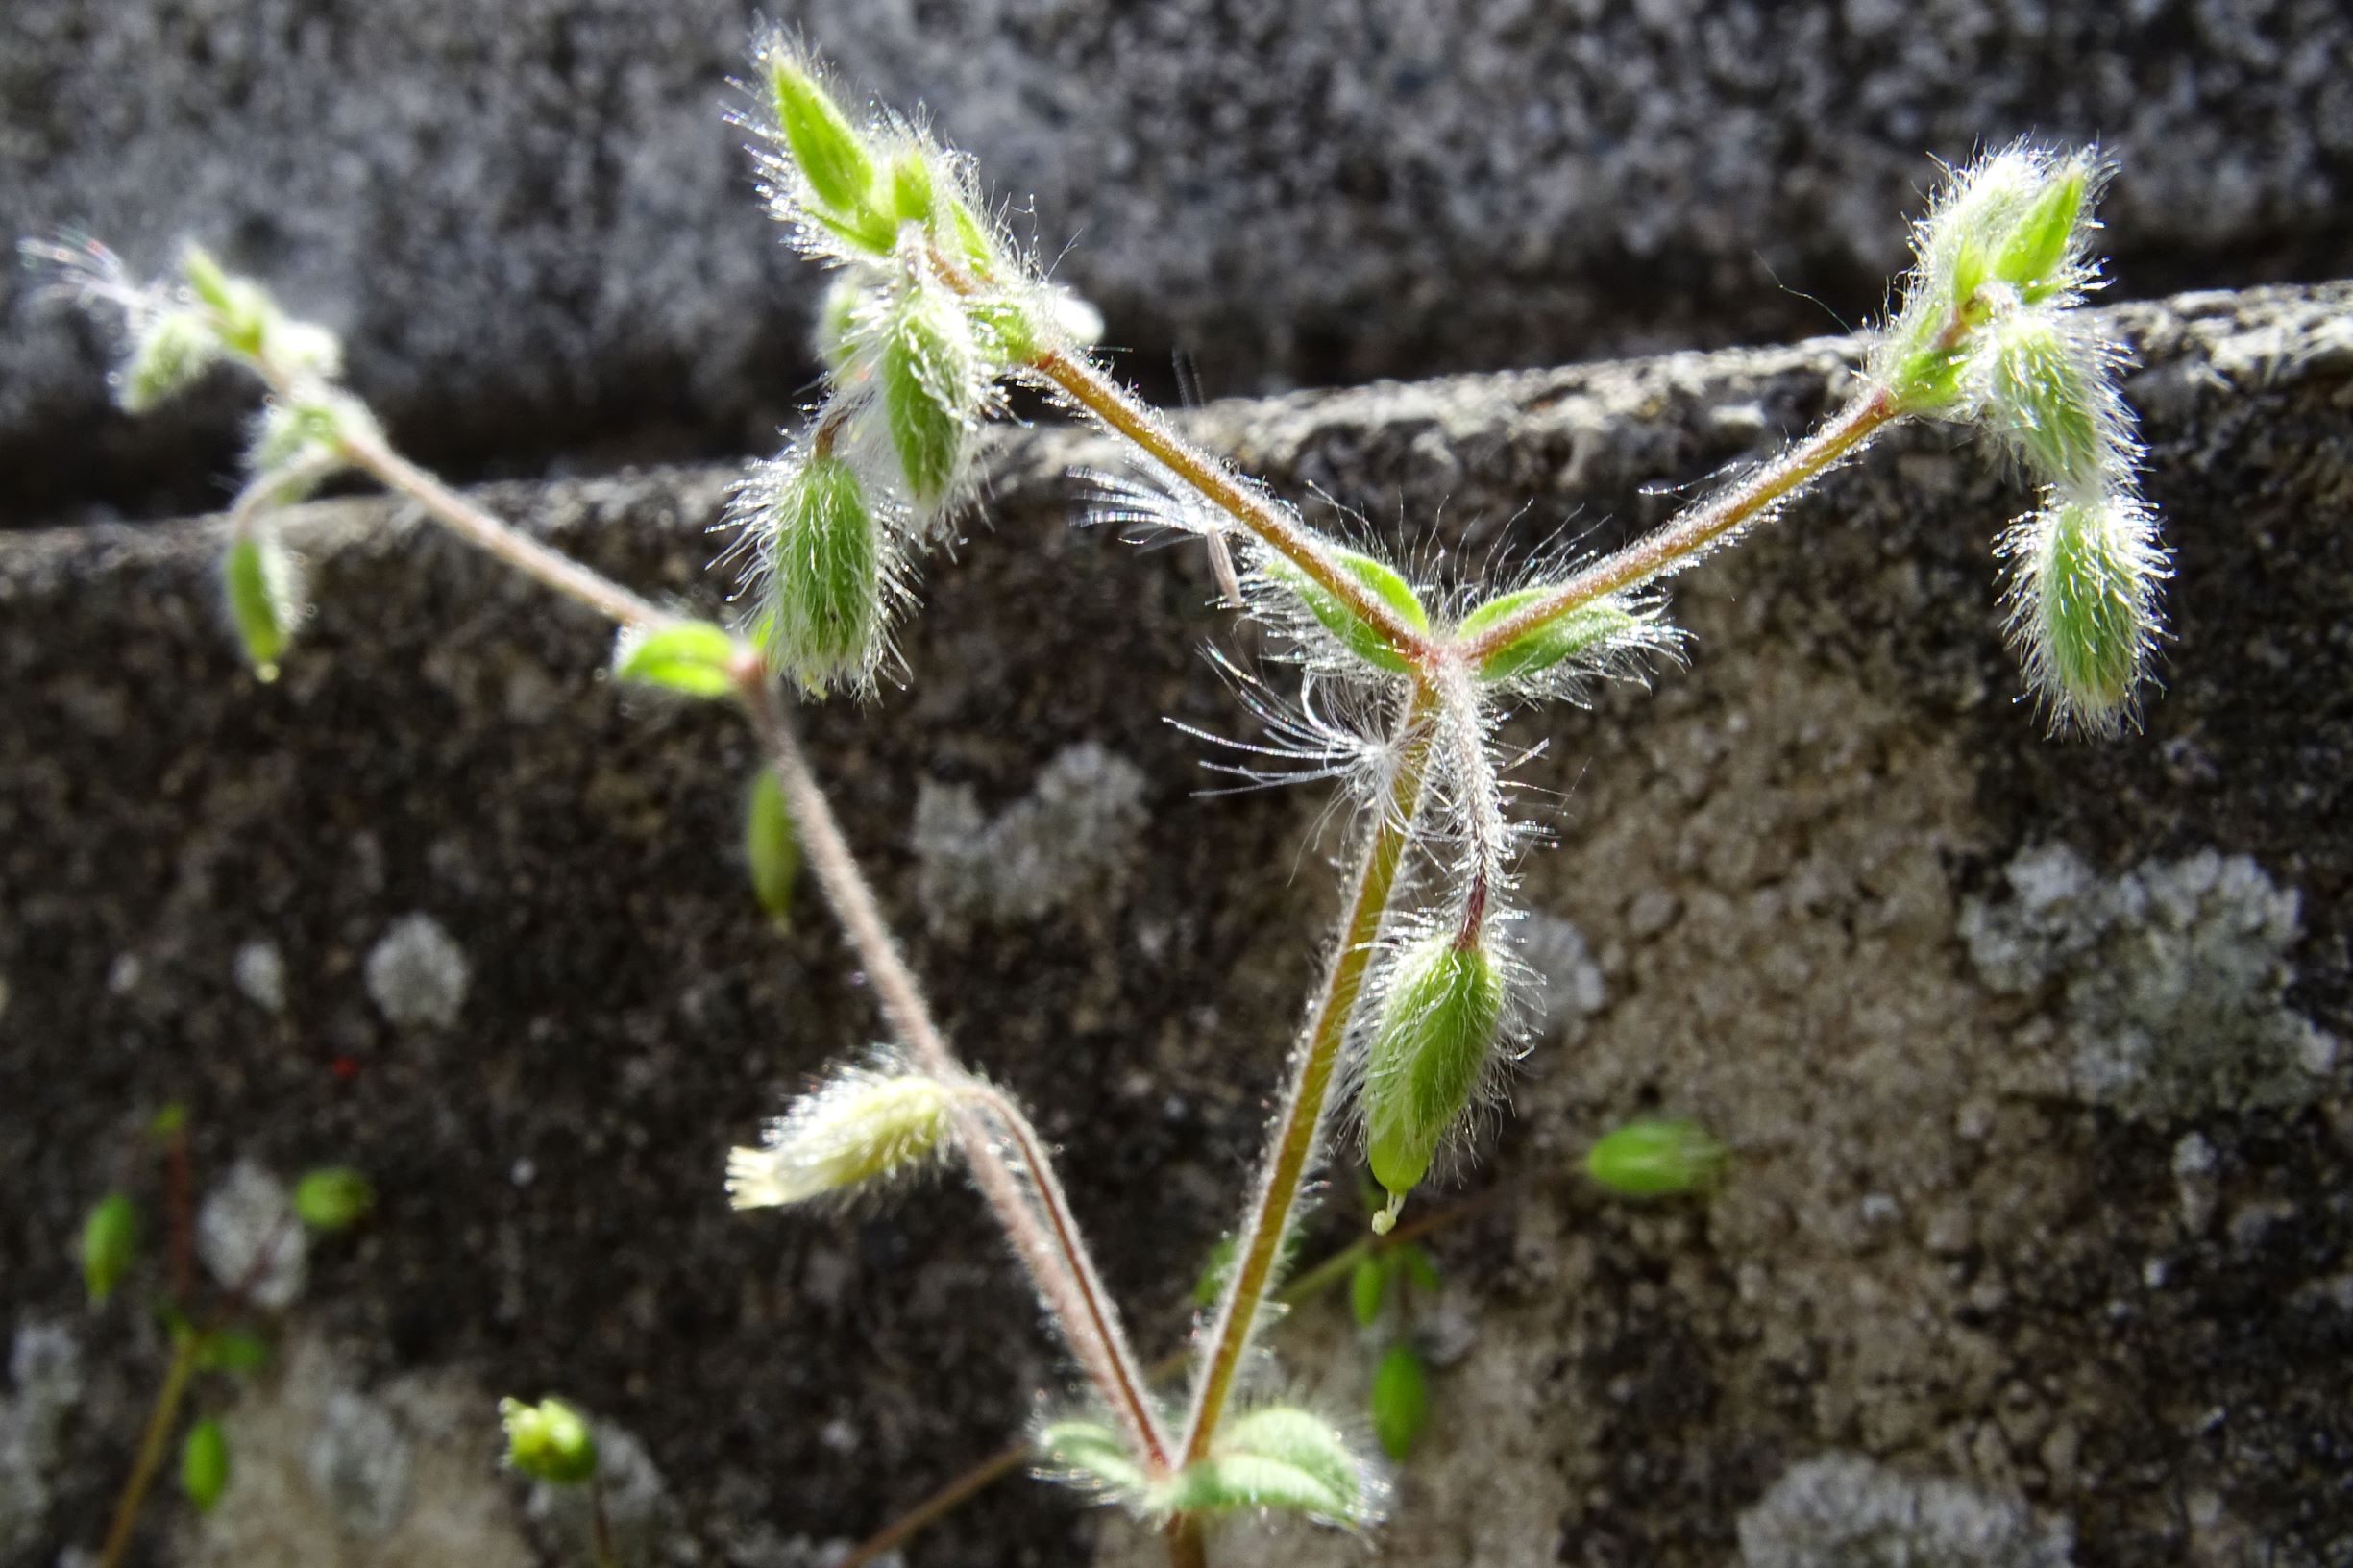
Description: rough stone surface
xmin=9 ymin=0 xmax=2353 ymax=524
xmin=3 ymin=283 xmax=2351 ymax=1567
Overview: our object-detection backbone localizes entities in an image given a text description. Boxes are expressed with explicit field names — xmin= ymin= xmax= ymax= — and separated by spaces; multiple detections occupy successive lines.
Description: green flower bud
xmin=181 ymin=1417 xmax=231 ymax=1512
xmin=1362 ymin=934 xmax=1506 ymax=1226
xmin=1455 ymin=588 xmax=1641 ymax=683
xmin=767 ymin=56 xmax=888 ymax=249
xmin=726 ymin=1066 xmax=959 ymax=1208
xmin=118 ymin=309 xmax=220 ymax=413
xmin=1981 ymin=313 xmax=2110 ymax=489
xmin=2008 ymin=489 xmax=2164 ymax=735
xmin=80 ymin=1192 xmax=138 ymax=1304
xmin=1156 ymin=1405 xmax=1375 ymax=1528
xmin=1993 ymin=159 xmax=2092 ymax=301
xmin=500 ymin=1396 xmax=598 ymax=1485
xmin=221 ymin=528 xmax=302 ymax=681
xmin=744 ymin=769 xmax=798 ymax=926
xmin=755 ymin=451 xmax=882 ymax=695
xmin=181 ymin=242 xmax=270 ymax=359
xmin=1369 ymin=1345 xmax=1430 ymax=1460
xmin=887 ymin=149 xmax=936 ymax=225
xmin=1266 ymin=548 xmax=1429 ymax=674
xmin=610 ymin=620 xmax=746 ymax=700
xmin=880 ymin=285 xmax=979 ymax=506
xmin=291 ymin=1166 xmax=375 ymax=1232
xmin=1584 ymin=1118 xmax=1728 ymax=1197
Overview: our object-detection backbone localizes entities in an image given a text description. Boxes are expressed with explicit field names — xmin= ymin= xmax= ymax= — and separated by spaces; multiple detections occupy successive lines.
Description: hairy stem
xmin=1455 ymin=389 xmax=1900 ymax=668
xmin=734 ymin=674 xmax=1172 ymax=1475
xmin=332 ymin=422 xmax=666 ymax=629
xmin=1027 ymin=346 xmax=1434 ymax=666
xmin=94 ymin=1336 xmax=197 ymax=1568
xmin=1180 ymin=679 xmax=1442 ymax=1462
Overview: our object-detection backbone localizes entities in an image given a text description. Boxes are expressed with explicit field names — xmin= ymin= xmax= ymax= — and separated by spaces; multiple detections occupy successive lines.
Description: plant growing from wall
xmin=68 ymin=1105 xmax=370 ymax=1568
xmin=28 ymin=33 xmax=2163 ymax=1563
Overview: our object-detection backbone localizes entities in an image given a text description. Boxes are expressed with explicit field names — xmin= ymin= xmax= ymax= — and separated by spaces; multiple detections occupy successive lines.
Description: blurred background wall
xmin=7 ymin=0 xmax=2349 ymax=525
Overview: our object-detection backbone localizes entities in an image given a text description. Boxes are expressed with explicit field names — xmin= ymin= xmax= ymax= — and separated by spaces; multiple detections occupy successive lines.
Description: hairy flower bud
xmin=118 ymin=309 xmax=220 ymax=413
xmin=880 ymin=284 xmax=980 ymax=507
xmin=752 ymin=451 xmax=883 ymax=695
xmin=1980 ymin=312 xmax=2117 ymax=489
xmin=2003 ymin=489 xmax=2165 ymax=736
xmin=1993 ymin=158 xmax=2094 ymax=301
xmin=726 ymin=1065 xmax=959 ymax=1209
xmin=1362 ymin=933 xmax=1506 ymax=1227
xmin=766 ymin=54 xmax=889 ymax=252
xmin=221 ymin=528 xmax=303 ymax=681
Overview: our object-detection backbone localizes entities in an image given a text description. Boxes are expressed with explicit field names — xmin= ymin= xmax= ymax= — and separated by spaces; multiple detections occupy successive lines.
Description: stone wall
xmin=9 ymin=0 xmax=2352 ymax=523
xmin=3 ymin=282 xmax=2349 ymax=1565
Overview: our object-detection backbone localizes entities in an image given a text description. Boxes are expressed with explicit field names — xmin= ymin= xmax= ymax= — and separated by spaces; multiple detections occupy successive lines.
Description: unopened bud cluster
xmin=1872 ymin=146 xmax=2167 ymax=735
xmin=732 ymin=40 xmax=1100 ymax=696
xmin=24 ymin=235 xmax=378 ymax=680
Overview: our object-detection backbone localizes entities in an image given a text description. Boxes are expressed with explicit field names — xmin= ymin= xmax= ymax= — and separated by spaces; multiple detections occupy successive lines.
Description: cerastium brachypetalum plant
xmin=29 ymin=31 xmax=2165 ymax=1564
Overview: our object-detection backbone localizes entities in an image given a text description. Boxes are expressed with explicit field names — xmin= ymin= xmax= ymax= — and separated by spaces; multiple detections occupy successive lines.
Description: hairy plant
xmin=28 ymin=33 xmax=2165 ymax=1563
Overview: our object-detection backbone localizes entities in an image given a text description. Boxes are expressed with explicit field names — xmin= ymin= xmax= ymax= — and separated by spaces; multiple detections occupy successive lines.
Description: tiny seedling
xmin=29 ymin=32 xmax=2164 ymax=1562
xmin=71 ymin=1106 xmax=370 ymax=1566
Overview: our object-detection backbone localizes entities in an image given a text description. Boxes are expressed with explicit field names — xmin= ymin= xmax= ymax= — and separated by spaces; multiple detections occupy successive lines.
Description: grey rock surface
xmin=8 ymin=0 xmax=2352 ymax=524
xmin=3 ymin=282 xmax=2351 ymax=1565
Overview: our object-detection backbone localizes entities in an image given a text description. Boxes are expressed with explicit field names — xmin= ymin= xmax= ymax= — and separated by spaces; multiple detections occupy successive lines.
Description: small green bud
xmin=880 ymin=285 xmax=980 ymax=506
xmin=755 ymin=451 xmax=883 ymax=695
xmin=198 ymin=1329 xmax=271 ymax=1375
xmin=221 ymin=528 xmax=302 ymax=681
xmin=744 ymin=769 xmax=798 ymax=925
xmin=181 ymin=243 xmax=269 ymax=358
xmin=1981 ymin=313 xmax=2109 ymax=488
xmin=1584 ymin=1118 xmax=1728 ymax=1197
xmin=727 ymin=1066 xmax=960 ymax=1208
xmin=1267 ymin=548 xmax=1430 ymax=674
xmin=1349 ymin=1253 xmax=1387 ymax=1327
xmin=148 ymin=1103 xmax=189 ymax=1139
xmin=500 ymin=1396 xmax=599 ymax=1485
xmin=1370 ymin=1345 xmax=1431 ymax=1461
xmin=1362 ymin=934 xmax=1506 ymax=1225
xmin=610 ymin=620 xmax=746 ymax=700
xmin=291 ymin=1166 xmax=374 ymax=1232
xmin=943 ymin=196 xmax=1001 ymax=279
xmin=1993 ymin=160 xmax=2091 ymax=300
xmin=1456 ymin=588 xmax=1641 ymax=683
xmin=887 ymin=149 xmax=936 ymax=225
xmin=2008 ymin=489 xmax=2163 ymax=735
xmin=182 ymin=1417 xmax=231 ymax=1512
xmin=80 ymin=1192 xmax=138 ymax=1304
xmin=118 ymin=309 xmax=220 ymax=413
xmin=767 ymin=56 xmax=884 ymax=243
xmin=1157 ymin=1405 xmax=1374 ymax=1527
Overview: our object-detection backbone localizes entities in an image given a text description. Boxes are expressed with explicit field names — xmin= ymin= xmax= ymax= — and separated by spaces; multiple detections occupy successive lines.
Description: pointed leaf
xmin=1370 ymin=1345 xmax=1431 ymax=1460
xmin=1268 ymin=549 xmax=1428 ymax=673
xmin=611 ymin=621 xmax=744 ymax=699
xmin=182 ymin=1417 xmax=231 ymax=1512
xmin=745 ymin=771 xmax=799 ymax=925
